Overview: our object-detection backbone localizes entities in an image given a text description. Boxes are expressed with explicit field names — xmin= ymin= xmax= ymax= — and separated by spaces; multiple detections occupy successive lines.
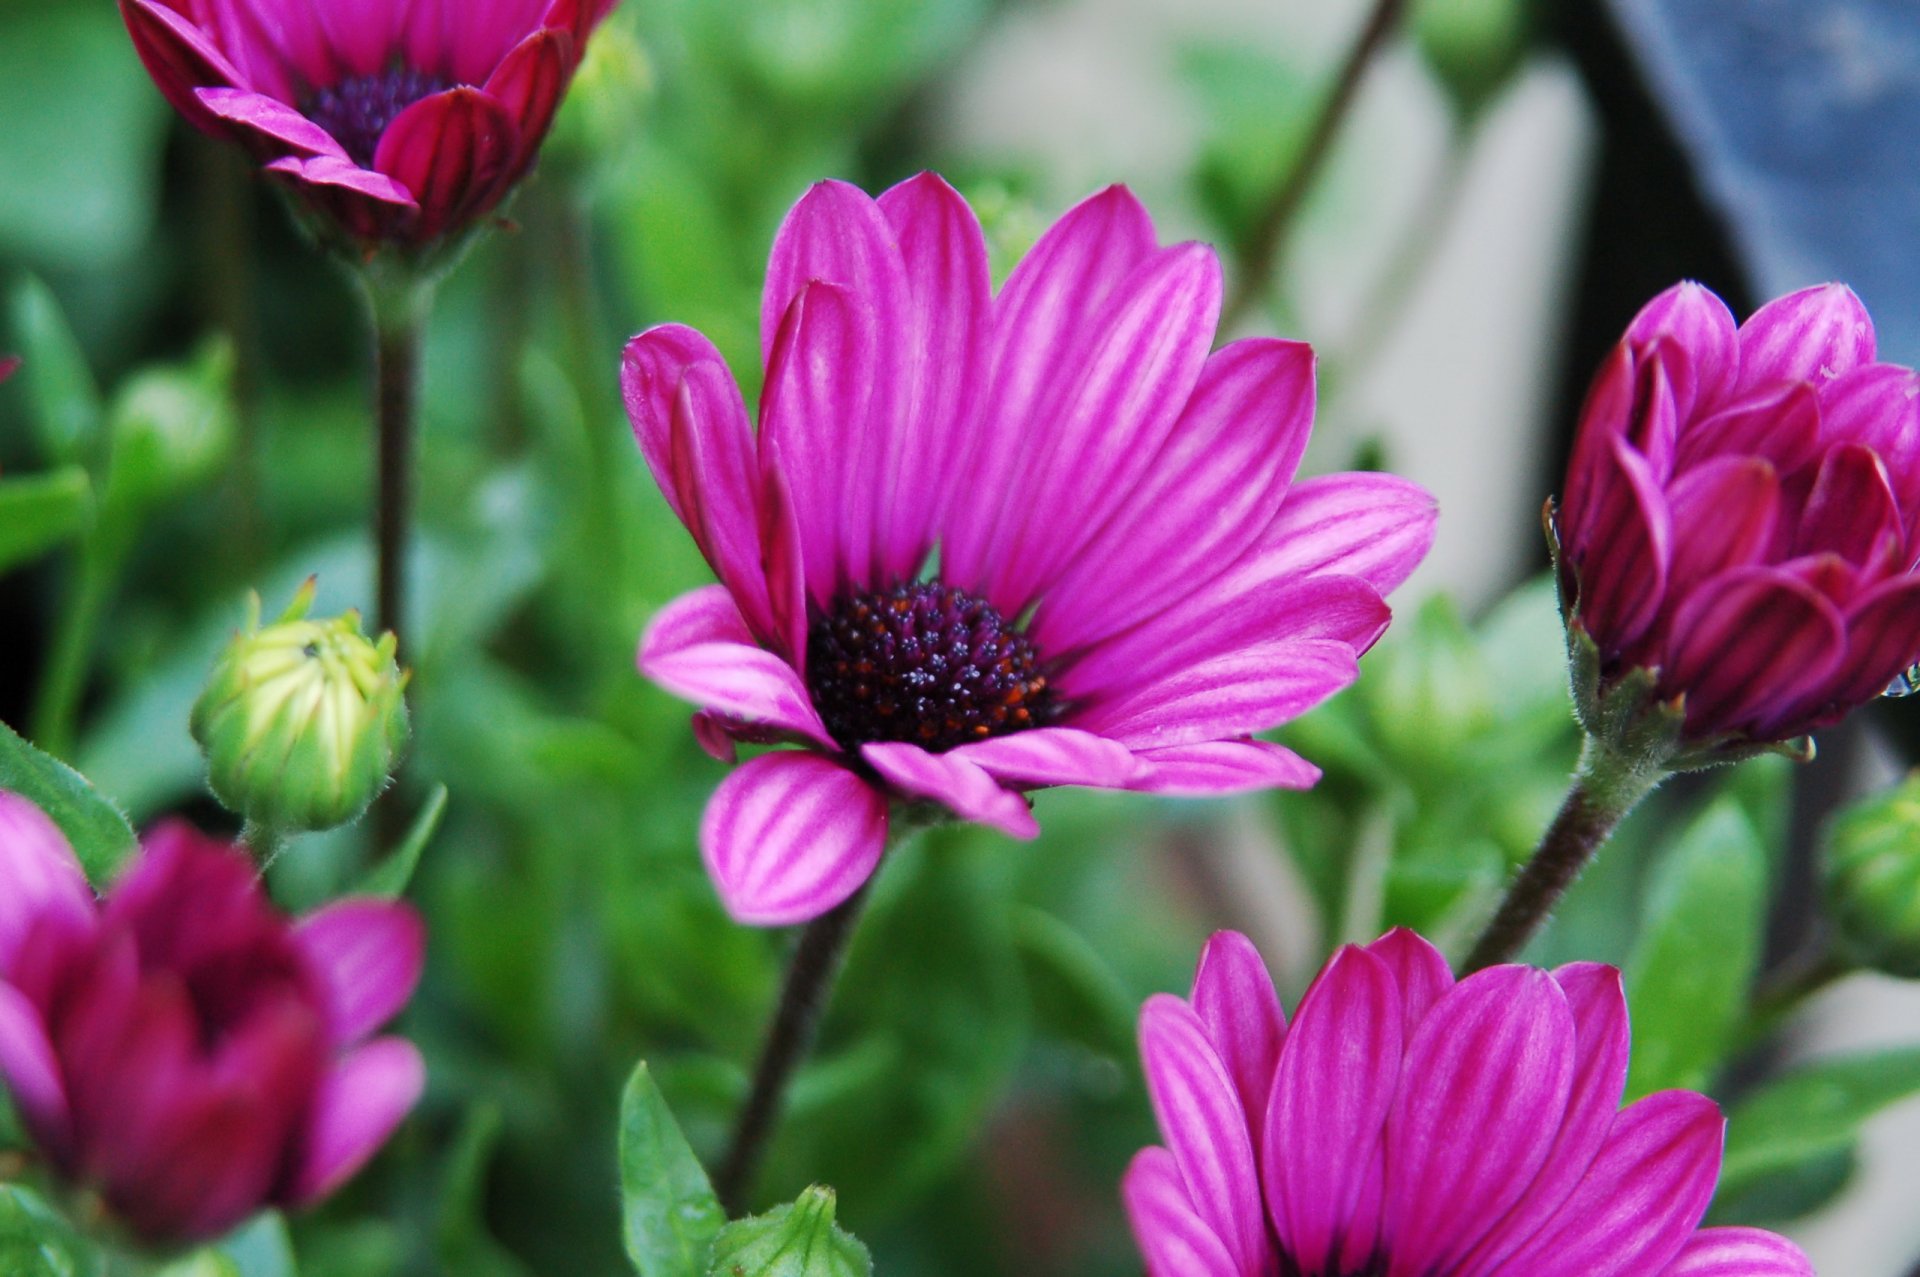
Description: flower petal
xmin=949 ymin=727 xmax=1140 ymax=790
xmin=1676 ymin=381 xmax=1821 ymax=476
xmin=483 ymin=28 xmax=572 ymax=168
xmin=294 ymin=901 xmax=425 ymax=1048
xmin=193 ymin=86 xmax=349 ymax=158
xmin=1797 ymin=441 xmax=1903 ymax=569
xmin=311 ymin=0 xmax=410 ymax=77
xmin=1263 ymin=945 xmax=1401 ymax=1275
xmin=1627 ymin=282 xmax=1740 ymax=418
xmin=0 ymin=792 xmax=93 ymax=979
xmin=1658 ymin=1228 xmax=1815 ymax=1277
xmin=1820 ymin=364 xmax=1920 ymax=537
xmin=1123 ymin=1146 xmax=1244 ymax=1277
xmin=1365 ymin=928 xmax=1455 ymax=1040
xmin=859 ymin=743 xmax=1037 ymax=839
xmin=1829 ymin=575 xmax=1920 ymax=707
xmin=1140 ymin=994 xmax=1267 ymax=1276
xmin=1075 ymin=639 xmax=1359 ymax=752
xmin=1125 ymin=740 xmax=1321 ymax=796
xmin=120 ymin=0 xmax=247 ymax=133
xmin=372 ymin=87 xmax=517 ymax=242
xmin=0 ymin=983 xmax=69 ymax=1145
xmin=285 ymin=1037 xmax=426 ymax=1207
xmin=1664 ymin=457 xmax=1780 ymax=607
xmin=1736 ymin=283 xmax=1875 ymax=393
xmin=1483 ymin=1091 xmax=1724 ymax=1277
xmin=1382 ymin=966 xmax=1575 ymax=1277
xmin=699 ymin=753 xmax=888 ymax=926
xmin=1246 ymin=472 xmax=1439 ymax=597
xmin=1572 ymin=436 xmax=1673 ymax=650
xmin=1663 ymin=567 xmax=1846 ymax=737
xmin=265 ymin=153 xmax=418 ymax=213
xmin=1189 ymin=931 xmax=1286 ymax=1139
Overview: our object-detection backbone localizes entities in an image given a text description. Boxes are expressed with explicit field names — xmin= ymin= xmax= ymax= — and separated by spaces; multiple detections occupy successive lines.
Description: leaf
xmin=0 ymin=717 xmax=137 ymax=884
xmin=1623 ymin=796 xmax=1768 ymax=1098
xmin=435 ymin=1105 xmax=529 ymax=1277
xmin=7 ymin=277 xmax=101 ymax=466
xmin=705 ymin=1186 xmax=871 ymax=1277
xmin=217 ymin=1214 xmax=298 ymax=1277
xmin=0 ymin=1185 xmax=94 ymax=1277
xmin=0 ymin=467 xmax=90 ymax=575
xmin=620 ymin=1062 xmax=725 ymax=1277
xmin=358 ymin=785 xmax=448 ymax=899
xmin=1012 ymin=907 xmax=1138 ymax=1058
xmin=1718 ymin=1047 xmax=1920 ymax=1196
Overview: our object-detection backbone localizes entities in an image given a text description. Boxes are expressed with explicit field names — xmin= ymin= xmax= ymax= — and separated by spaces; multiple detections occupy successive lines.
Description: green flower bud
xmin=546 ymin=14 xmax=654 ymax=175
xmin=1414 ymin=0 xmax=1531 ymax=121
xmin=1824 ymin=774 xmax=1920 ymax=978
xmin=191 ymin=581 xmax=410 ymax=835
xmin=107 ymin=339 xmax=236 ymax=510
xmin=706 ymin=1186 xmax=871 ymax=1277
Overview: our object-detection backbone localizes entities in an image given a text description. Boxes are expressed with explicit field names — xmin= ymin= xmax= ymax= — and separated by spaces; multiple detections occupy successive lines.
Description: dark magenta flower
xmin=624 ymin=176 xmax=1436 ymax=926
xmin=1558 ymin=281 xmax=1920 ymax=749
xmin=119 ymin=0 xmax=619 ymax=252
xmin=0 ymin=356 xmax=18 ymax=384
xmin=1126 ymin=929 xmax=1814 ymax=1277
xmin=0 ymin=793 xmax=424 ymax=1246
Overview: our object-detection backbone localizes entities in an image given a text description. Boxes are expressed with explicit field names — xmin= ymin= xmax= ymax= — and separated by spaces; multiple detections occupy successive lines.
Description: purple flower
xmin=624 ymin=176 xmax=1436 ymax=926
xmin=1126 ymin=929 xmax=1815 ymax=1277
xmin=1559 ymin=281 xmax=1920 ymax=746
xmin=0 ymin=793 xmax=425 ymax=1245
xmin=0 ymin=356 xmax=18 ymax=384
xmin=119 ymin=0 xmax=619 ymax=252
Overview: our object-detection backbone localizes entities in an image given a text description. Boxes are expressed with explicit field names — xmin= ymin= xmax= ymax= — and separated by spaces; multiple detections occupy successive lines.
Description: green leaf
xmin=217 ymin=1214 xmax=298 ymax=1277
xmin=0 ymin=717 xmax=137 ymax=884
xmin=0 ymin=1185 xmax=94 ymax=1277
xmin=1013 ymin=907 xmax=1138 ymax=1058
xmin=705 ymin=1186 xmax=871 ymax=1277
xmin=435 ymin=1105 xmax=530 ymax=1277
xmin=620 ymin=1062 xmax=725 ymax=1277
xmin=1719 ymin=1047 xmax=1920 ymax=1196
xmin=358 ymin=785 xmax=448 ymax=899
xmin=8 ymin=277 xmax=101 ymax=465
xmin=1623 ymin=796 xmax=1767 ymax=1098
xmin=0 ymin=467 xmax=90 ymax=575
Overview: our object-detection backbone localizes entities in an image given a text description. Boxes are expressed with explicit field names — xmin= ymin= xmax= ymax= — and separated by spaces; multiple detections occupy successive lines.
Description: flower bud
xmin=192 ymin=581 xmax=409 ymax=834
xmin=1414 ymin=0 xmax=1531 ymax=120
xmin=1824 ymin=774 xmax=1920 ymax=978
xmin=706 ymin=1186 xmax=872 ymax=1277
xmin=106 ymin=339 xmax=236 ymax=509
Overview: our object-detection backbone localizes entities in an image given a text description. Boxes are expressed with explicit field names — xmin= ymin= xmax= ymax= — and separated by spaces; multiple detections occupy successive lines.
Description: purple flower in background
xmin=119 ymin=0 xmax=618 ymax=252
xmin=0 ymin=794 xmax=424 ymax=1245
xmin=1126 ymin=929 xmax=1814 ymax=1277
xmin=1559 ymin=281 xmax=1920 ymax=747
xmin=0 ymin=356 xmax=18 ymax=383
xmin=625 ymin=176 xmax=1436 ymax=926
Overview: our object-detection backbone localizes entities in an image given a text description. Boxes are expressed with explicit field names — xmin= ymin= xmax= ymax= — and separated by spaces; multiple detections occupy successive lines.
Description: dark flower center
xmin=807 ymin=582 xmax=1056 ymax=753
xmin=304 ymin=68 xmax=455 ymax=166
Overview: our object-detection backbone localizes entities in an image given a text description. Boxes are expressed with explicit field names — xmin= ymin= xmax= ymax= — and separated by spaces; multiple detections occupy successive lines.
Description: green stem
xmin=1463 ymin=734 xmax=1665 ymax=972
xmin=713 ymin=882 xmax=876 ymax=1215
xmin=361 ymin=275 xmax=432 ymax=644
xmin=31 ymin=468 xmax=141 ymax=758
xmin=241 ymin=819 xmax=288 ymax=875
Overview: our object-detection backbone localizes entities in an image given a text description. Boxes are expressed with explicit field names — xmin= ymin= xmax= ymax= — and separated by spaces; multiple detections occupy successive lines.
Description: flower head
xmin=119 ymin=0 xmax=620 ymax=255
xmin=0 ymin=794 xmax=425 ymax=1246
xmin=191 ymin=581 xmax=410 ymax=834
xmin=1126 ymin=928 xmax=1814 ymax=1277
xmin=1558 ymin=282 xmax=1920 ymax=757
xmin=624 ymin=175 xmax=1436 ymax=926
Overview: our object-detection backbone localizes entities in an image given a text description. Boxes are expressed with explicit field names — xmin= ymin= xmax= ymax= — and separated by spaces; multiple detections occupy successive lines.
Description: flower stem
xmin=363 ymin=277 xmax=430 ymax=642
xmin=1463 ymin=735 xmax=1665 ymax=972
xmin=714 ymin=884 xmax=874 ymax=1215
xmin=1218 ymin=0 xmax=1412 ymax=330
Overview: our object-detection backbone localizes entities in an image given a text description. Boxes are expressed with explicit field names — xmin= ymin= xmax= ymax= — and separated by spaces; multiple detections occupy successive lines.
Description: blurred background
xmin=3 ymin=0 xmax=1920 ymax=1273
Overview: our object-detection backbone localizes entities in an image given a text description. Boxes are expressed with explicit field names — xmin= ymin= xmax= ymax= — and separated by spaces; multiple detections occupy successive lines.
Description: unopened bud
xmin=1414 ymin=0 xmax=1531 ymax=121
xmin=706 ymin=1186 xmax=871 ymax=1277
xmin=191 ymin=581 xmax=409 ymax=834
xmin=107 ymin=339 xmax=236 ymax=508
xmin=1823 ymin=774 xmax=1920 ymax=978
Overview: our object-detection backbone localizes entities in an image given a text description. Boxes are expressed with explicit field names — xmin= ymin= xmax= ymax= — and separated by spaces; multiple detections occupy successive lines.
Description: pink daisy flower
xmin=1127 ymin=928 xmax=1815 ymax=1277
xmin=624 ymin=175 xmax=1436 ymax=926
xmin=119 ymin=0 xmax=619 ymax=251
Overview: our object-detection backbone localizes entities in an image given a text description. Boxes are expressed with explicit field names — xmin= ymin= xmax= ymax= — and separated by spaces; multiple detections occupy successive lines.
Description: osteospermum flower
xmin=1127 ymin=929 xmax=1815 ymax=1277
xmin=1558 ymin=281 xmax=1920 ymax=752
xmin=119 ymin=0 xmax=618 ymax=252
xmin=624 ymin=176 xmax=1436 ymax=926
xmin=0 ymin=794 xmax=424 ymax=1245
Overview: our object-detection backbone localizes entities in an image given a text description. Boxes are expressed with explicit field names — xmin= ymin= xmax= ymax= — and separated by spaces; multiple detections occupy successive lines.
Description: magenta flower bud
xmin=118 ymin=0 xmax=620 ymax=256
xmin=0 ymin=793 xmax=425 ymax=1247
xmin=1126 ymin=928 xmax=1814 ymax=1277
xmin=1557 ymin=281 xmax=1920 ymax=759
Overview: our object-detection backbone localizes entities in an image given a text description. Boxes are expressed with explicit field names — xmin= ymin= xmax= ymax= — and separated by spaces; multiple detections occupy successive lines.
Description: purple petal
xmin=1829 ymin=575 xmax=1920 ymax=708
xmin=1819 ymin=364 xmax=1920 ymax=535
xmin=294 ymin=901 xmax=425 ymax=1048
xmin=757 ymin=456 xmax=811 ymax=669
xmin=1676 ymin=381 xmax=1822 ymax=476
xmin=1563 ymin=343 xmax=1640 ymax=535
xmin=987 ymin=244 xmax=1223 ymax=610
xmin=1482 ymin=1091 xmax=1724 ymax=1277
xmin=1074 ymin=638 xmax=1359 ymax=752
xmin=312 ymin=0 xmax=410 ymax=77
xmin=944 ymin=186 xmax=1159 ymax=599
xmin=1382 ymin=966 xmax=1575 ymax=1277
xmin=0 ymin=793 xmax=93 ymax=979
xmin=483 ymin=28 xmax=571 ymax=166
xmin=0 ymin=983 xmax=69 ymax=1145
xmin=699 ymin=753 xmax=888 ymax=926
xmin=1663 ymin=568 xmax=1846 ymax=737
xmin=1736 ymin=283 xmax=1875 ymax=393
xmin=285 ymin=1038 xmax=425 ymax=1207
xmin=1247 ymin=473 xmax=1438 ymax=596
xmin=1571 ymin=436 xmax=1673 ymax=650
xmin=1140 ymin=994 xmax=1268 ymax=1275
xmin=264 ymin=153 xmax=416 ymax=207
xmin=371 ymin=87 xmax=516 ymax=241
xmin=1664 ymin=457 xmax=1780 ymax=607
xmin=1189 ymin=931 xmax=1286 ymax=1139
xmin=205 ymin=0 xmax=333 ymax=99
xmin=1123 ymin=1146 xmax=1244 ymax=1277
xmin=639 ymin=589 xmax=833 ymax=749
xmin=1263 ymin=946 xmax=1401 ymax=1275
xmin=1658 ymin=1228 xmax=1815 ymax=1277
xmin=622 ymin=324 xmax=731 ymax=528
xmin=859 ymin=743 xmax=1037 ymax=839
xmin=119 ymin=0 xmax=247 ymax=133
xmin=192 ymin=87 xmax=349 ymax=158
xmin=1797 ymin=442 xmax=1903 ymax=569
xmin=760 ymin=282 xmax=878 ymax=603
xmin=1125 ymin=740 xmax=1322 ymax=796
xmin=872 ymin=173 xmax=993 ymax=581
xmin=949 ymin=728 xmax=1140 ymax=789
xmin=1364 ymin=928 xmax=1454 ymax=1040
xmin=1627 ymin=282 xmax=1740 ymax=417
xmin=1033 ymin=338 xmax=1318 ymax=657
xmin=690 ymin=712 xmax=739 ymax=764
